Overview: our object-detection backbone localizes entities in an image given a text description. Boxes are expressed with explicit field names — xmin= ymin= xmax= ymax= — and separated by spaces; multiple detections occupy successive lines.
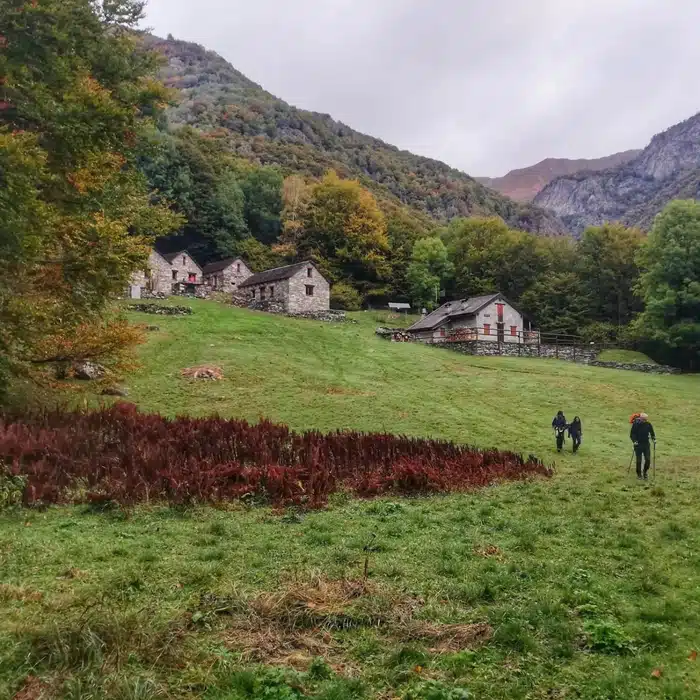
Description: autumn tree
xmin=0 ymin=0 xmax=181 ymax=395
xmin=633 ymin=200 xmax=700 ymax=369
xmin=281 ymin=174 xmax=311 ymax=239
xmin=407 ymin=237 xmax=453 ymax=309
xmin=287 ymin=171 xmax=391 ymax=297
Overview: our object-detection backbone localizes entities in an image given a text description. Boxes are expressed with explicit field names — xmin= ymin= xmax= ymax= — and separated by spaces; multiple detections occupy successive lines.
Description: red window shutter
xmin=511 ymin=326 xmax=517 ymax=336
xmin=483 ymin=324 xmax=490 ymax=336
xmin=496 ymin=303 xmax=505 ymax=321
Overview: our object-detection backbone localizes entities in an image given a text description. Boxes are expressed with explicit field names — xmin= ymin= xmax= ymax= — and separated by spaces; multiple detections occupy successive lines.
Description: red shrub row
xmin=0 ymin=403 xmax=552 ymax=507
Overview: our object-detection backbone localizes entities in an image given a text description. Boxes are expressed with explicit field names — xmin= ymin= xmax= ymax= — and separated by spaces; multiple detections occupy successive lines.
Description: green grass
xmin=598 ymin=349 xmax=658 ymax=364
xmin=2 ymin=299 xmax=700 ymax=699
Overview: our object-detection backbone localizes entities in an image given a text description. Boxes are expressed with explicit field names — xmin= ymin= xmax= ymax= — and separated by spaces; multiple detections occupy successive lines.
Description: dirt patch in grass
xmin=0 ymin=584 xmax=44 ymax=603
xmin=12 ymin=676 xmax=54 ymax=700
xmin=401 ymin=621 xmax=493 ymax=652
xmin=474 ymin=545 xmax=504 ymax=559
xmin=181 ymin=365 xmax=224 ymax=380
xmin=216 ymin=576 xmax=489 ymax=668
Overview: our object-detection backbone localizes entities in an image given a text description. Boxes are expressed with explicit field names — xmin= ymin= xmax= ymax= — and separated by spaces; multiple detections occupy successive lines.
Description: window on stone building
xmin=305 ymin=285 xmax=314 ymax=296
xmin=237 ymin=263 xmax=241 ymax=272
xmin=307 ymin=267 xmax=313 ymax=278
xmin=260 ymin=287 xmax=266 ymax=300
xmin=172 ymin=270 xmax=177 ymax=281
xmin=483 ymin=324 xmax=490 ymax=336
xmin=510 ymin=326 xmax=517 ymax=337
xmin=182 ymin=256 xmax=186 ymax=265
xmin=269 ymin=286 xmax=274 ymax=298
xmin=251 ymin=289 xmax=256 ymax=299
xmin=188 ymin=273 xmax=196 ymax=283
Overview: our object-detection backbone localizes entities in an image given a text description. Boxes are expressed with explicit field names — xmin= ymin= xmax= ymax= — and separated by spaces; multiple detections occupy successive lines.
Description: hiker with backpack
xmin=568 ymin=416 xmax=583 ymax=454
xmin=630 ymin=412 xmax=656 ymax=480
xmin=552 ymin=411 xmax=567 ymax=452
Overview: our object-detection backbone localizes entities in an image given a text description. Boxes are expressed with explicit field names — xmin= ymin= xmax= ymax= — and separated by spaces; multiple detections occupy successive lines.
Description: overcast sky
xmin=142 ymin=0 xmax=700 ymax=177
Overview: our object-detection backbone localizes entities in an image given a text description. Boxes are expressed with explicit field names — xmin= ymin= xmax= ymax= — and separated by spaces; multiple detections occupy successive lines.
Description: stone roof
xmin=159 ymin=250 xmax=203 ymax=272
xmin=407 ymin=293 xmax=503 ymax=332
xmin=238 ymin=261 xmax=315 ymax=288
xmin=202 ymin=257 xmax=246 ymax=275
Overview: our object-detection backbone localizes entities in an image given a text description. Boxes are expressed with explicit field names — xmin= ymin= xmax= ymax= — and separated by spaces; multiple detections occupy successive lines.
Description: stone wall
xmin=589 ymin=360 xmax=680 ymax=374
xmin=205 ymin=259 xmax=253 ymax=293
xmin=436 ymin=340 xmax=599 ymax=363
xmin=287 ymin=265 xmax=330 ymax=313
xmin=130 ymin=251 xmax=173 ymax=296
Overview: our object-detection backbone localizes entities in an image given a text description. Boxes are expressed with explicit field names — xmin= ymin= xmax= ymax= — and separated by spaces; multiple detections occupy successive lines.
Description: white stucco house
xmin=407 ymin=292 xmax=535 ymax=342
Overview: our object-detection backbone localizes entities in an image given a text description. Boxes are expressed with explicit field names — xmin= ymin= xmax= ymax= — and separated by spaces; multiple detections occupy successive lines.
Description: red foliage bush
xmin=0 ymin=404 xmax=552 ymax=508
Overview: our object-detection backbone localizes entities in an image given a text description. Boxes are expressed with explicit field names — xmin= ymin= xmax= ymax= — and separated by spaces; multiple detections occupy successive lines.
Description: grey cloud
xmin=142 ymin=0 xmax=700 ymax=176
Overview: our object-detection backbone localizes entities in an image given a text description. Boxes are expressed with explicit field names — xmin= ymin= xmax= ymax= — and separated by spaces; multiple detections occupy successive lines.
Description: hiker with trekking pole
xmin=629 ymin=413 xmax=656 ymax=480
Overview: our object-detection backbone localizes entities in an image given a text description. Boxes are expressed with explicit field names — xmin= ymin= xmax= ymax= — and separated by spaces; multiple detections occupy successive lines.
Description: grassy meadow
xmin=2 ymin=300 xmax=700 ymax=699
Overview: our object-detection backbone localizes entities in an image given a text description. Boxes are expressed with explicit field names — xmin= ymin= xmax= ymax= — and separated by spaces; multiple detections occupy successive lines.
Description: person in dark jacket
xmin=630 ymin=413 xmax=656 ymax=479
xmin=568 ymin=416 xmax=583 ymax=453
xmin=552 ymin=411 xmax=567 ymax=452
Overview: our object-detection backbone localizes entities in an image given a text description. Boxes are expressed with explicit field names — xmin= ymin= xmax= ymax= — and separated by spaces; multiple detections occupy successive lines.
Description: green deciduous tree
xmin=139 ymin=128 xmax=249 ymax=262
xmin=520 ymin=272 xmax=589 ymax=337
xmin=407 ymin=237 xmax=453 ymax=309
xmin=442 ymin=217 xmax=552 ymax=302
xmin=634 ymin=200 xmax=700 ymax=369
xmin=578 ymin=223 xmax=644 ymax=326
xmin=0 ymin=0 xmax=181 ymax=393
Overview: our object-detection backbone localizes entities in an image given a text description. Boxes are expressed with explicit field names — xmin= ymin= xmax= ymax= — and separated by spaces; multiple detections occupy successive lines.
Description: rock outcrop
xmin=478 ymin=150 xmax=640 ymax=202
xmin=534 ymin=113 xmax=700 ymax=234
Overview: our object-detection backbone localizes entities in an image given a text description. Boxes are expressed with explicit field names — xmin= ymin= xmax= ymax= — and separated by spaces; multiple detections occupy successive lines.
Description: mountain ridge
xmin=534 ymin=112 xmax=700 ymax=233
xmin=477 ymin=150 xmax=641 ymax=202
xmin=145 ymin=33 xmax=565 ymax=236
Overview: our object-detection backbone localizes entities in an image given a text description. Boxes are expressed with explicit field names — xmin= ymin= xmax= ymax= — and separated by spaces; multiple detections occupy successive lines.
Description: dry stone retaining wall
xmin=589 ymin=360 xmax=679 ymax=374
xmin=434 ymin=340 xmax=599 ymax=363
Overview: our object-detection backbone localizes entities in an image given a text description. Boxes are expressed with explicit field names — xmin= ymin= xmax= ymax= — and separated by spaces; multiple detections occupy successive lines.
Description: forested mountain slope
xmin=534 ymin=112 xmax=700 ymax=234
xmin=146 ymin=34 xmax=565 ymax=236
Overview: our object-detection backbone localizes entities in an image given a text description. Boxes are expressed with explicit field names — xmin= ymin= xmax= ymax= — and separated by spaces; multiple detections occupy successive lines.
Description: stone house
xmin=239 ymin=261 xmax=330 ymax=313
xmin=163 ymin=250 xmax=204 ymax=294
xmin=202 ymin=257 xmax=253 ymax=293
xmin=130 ymin=249 xmax=176 ymax=296
xmin=129 ymin=249 xmax=204 ymax=297
xmin=407 ymin=292 xmax=533 ymax=342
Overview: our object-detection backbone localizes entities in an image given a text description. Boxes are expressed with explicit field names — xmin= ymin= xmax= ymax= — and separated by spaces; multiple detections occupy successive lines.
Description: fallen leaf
xmin=414 ymin=665 xmax=423 ymax=674
xmin=651 ymin=668 xmax=663 ymax=679
xmin=689 ymin=650 xmax=697 ymax=661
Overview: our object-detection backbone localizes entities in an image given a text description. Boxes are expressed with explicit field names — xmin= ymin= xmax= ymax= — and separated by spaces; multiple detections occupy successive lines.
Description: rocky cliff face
xmin=478 ymin=150 xmax=640 ymax=202
xmin=534 ymin=113 xmax=700 ymax=233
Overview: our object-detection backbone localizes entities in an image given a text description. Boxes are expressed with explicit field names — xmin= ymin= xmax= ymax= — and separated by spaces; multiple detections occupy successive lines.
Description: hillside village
xmin=2 ymin=3 xmax=700 ymax=700
xmin=130 ymin=248 xmax=331 ymax=315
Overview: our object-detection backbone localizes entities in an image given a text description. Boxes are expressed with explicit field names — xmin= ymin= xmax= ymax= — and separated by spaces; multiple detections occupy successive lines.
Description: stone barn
xmin=407 ymin=293 xmax=531 ymax=342
xmin=239 ymin=261 xmax=330 ymax=313
xmin=202 ymin=257 xmax=253 ymax=293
